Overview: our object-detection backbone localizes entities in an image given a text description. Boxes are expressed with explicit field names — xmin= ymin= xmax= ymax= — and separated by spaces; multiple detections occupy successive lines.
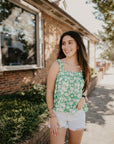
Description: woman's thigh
xmin=49 ymin=127 xmax=67 ymax=144
xmin=67 ymin=110 xmax=85 ymax=144
xmin=68 ymin=129 xmax=84 ymax=144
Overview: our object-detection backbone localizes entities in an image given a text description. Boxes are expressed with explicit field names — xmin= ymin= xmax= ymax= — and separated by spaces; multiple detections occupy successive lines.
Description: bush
xmin=0 ymin=84 xmax=48 ymax=144
xmin=91 ymin=68 xmax=97 ymax=76
xmin=21 ymin=83 xmax=47 ymax=103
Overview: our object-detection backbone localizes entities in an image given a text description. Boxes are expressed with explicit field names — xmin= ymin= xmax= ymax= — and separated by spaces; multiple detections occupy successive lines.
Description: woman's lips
xmin=65 ymin=51 xmax=72 ymax=54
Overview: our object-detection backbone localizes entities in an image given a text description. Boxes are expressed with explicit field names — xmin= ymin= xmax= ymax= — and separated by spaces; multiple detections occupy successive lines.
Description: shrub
xmin=91 ymin=68 xmax=97 ymax=76
xmin=0 ymin=84 xmax=48 ymax=144
xmin=21 ymin=83 xmax=47 ymax=103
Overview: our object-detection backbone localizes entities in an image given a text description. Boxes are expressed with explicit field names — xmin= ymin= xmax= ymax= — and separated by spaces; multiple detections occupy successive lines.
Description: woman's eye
xmin=62 ymin=42 xmax=65 ymax=45
xmin=69 ymin=41 xmax=72 ymax=44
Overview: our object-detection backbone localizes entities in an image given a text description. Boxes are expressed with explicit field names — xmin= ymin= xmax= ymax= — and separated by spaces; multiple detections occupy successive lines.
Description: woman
xmin=46 ymin=31 xmax=90 ymax=144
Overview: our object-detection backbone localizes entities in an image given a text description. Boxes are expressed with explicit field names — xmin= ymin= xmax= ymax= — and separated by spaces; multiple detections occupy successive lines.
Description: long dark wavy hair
xmin=58 ymin=31 xmax=91 ymax=92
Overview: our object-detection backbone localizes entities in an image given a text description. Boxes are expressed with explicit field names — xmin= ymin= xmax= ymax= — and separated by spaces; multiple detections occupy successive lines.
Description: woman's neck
xmin=65 ymin=56 xmax=79 ymax=65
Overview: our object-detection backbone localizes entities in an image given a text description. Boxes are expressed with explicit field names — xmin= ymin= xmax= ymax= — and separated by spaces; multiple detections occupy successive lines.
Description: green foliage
xmin=100 ymin=48 xmax=114 ymax=60
xmin=91 ymin=68 xmax=97 ymax=76
xmin=0 ymin=84 xmax=48 ymax=144
xmin=86 ymin=0 xmax=114 ymax=61
xmin=21 ymin=83 xmax=47 ymax=103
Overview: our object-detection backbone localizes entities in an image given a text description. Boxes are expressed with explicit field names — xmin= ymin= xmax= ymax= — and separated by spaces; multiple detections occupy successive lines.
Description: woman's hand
xmin=50 ymin=117 xmax=60 ymax=136
xmin=76 ymin=97 xmax=85 ymax=110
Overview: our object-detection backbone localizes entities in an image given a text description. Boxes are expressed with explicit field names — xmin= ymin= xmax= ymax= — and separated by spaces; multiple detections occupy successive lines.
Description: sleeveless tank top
xmin=53 ymin=59 xmax=88 ymax=114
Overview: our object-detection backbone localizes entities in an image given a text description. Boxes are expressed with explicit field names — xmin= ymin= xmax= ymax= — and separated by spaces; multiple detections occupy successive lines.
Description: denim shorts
xmin=48 ymin=109 xmax=85 ymax=131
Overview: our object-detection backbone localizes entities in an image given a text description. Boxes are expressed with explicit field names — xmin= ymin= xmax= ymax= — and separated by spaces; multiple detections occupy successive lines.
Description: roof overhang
xmin=24 ymin=0 xmax=99 ymax=42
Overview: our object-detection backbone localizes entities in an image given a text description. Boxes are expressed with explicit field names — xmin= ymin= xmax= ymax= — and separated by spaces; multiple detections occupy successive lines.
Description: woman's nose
xmin=64 ymin=44 xmax=69 ymax=49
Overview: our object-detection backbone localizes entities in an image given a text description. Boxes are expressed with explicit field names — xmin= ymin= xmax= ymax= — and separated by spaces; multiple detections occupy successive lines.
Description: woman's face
xmin=62 ymin=35 xmax=78 ymax=58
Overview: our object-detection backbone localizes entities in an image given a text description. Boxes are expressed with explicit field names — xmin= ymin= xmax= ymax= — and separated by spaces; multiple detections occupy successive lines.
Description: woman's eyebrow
xmin=69 ymin=40 xmax=74 ymax=41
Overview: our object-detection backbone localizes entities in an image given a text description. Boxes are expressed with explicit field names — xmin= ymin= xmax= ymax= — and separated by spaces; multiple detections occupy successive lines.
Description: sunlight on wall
xmin=45 ymin=29 xmax=57 ymax=60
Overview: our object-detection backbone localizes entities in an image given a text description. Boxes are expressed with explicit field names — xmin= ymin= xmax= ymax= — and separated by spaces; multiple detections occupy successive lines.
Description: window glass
xmin=0 ymin=0 xmax=36 ymax=66
xmin=83 ymin=37 xmax=89 ymax=54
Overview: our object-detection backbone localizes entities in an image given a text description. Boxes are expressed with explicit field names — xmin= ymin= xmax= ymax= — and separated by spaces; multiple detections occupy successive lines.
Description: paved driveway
xmin=82 ymin=67 xmax=114 ymax=144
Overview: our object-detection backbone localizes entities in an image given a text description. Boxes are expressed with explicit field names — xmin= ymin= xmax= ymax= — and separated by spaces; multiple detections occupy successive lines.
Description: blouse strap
xmin=56 ymin=59 xmax=64 ymax=71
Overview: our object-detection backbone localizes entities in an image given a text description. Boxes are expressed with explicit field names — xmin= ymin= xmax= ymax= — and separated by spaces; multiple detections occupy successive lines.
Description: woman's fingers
xmin=50 ymin=124 xmax=59 ymax=136
xmin=76 ymin=98 xmax=85 ymax=110
xmin=50 ymin=118 xmax=60 ymax=136
xmin=51 ymin=127 xmax=57 ymax=136
xmin=50 ymin=128 xmax=53 ymax=135
xmin=54 ymin=127 xmax=58 ymax=136
xmin=57 ymin=121 xmax=60 ymax=128
xmin=76 ymin=104 xmax=82 ymax=110
xmin=53 ymin=127 xmax=56 ymax=135
xmin=50 ymin=124 xmax=57 ymax=135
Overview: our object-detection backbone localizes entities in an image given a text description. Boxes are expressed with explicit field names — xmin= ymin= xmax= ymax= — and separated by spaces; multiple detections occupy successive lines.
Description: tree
xmin=86 ymin=0 xmax=114 ymax=61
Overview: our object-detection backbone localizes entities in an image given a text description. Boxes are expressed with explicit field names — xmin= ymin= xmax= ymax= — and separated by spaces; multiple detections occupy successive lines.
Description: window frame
xmin=0 ymin=0 xmax=44 ymax=72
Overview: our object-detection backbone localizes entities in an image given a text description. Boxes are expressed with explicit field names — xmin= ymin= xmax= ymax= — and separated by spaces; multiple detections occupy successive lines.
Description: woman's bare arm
xmin=46 ymin=61 xmax=59 ymax=111
xmin=83 ymin=89 xmax=87 ymax=96
xmin=46 ymin=61 xmax=60 ymax=135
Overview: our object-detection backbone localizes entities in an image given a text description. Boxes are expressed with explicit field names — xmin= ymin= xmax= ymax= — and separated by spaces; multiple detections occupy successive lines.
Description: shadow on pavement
xmin=86 ymin=86 xmax=114 ymax=125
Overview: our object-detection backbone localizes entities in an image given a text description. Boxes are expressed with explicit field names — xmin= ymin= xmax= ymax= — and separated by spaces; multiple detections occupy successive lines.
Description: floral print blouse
xmin=53 ymin=59 xmax=88 ymax=114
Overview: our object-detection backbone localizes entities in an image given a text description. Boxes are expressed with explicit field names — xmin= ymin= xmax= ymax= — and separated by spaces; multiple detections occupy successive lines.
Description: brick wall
xmin=43 ymin=12 xmax=73 ymax=66
xmin=0 ymin=12 xmax=73 ymax=95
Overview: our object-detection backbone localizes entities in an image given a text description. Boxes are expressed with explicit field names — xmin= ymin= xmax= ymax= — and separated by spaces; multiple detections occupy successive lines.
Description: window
xmin=83 ymin=36 xmax=89 ymax=54
xmin=0 ymin=0 xmax=44 ymax=71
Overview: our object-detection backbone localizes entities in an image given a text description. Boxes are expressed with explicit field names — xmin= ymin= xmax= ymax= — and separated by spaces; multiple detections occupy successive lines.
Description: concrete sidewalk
xmin=82 ymin=67 xmax=114 ymax=144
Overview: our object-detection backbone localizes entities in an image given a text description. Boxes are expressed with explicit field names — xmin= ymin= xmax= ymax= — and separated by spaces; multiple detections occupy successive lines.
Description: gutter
xmin=25 ymin=0 xmax=99 ymax=42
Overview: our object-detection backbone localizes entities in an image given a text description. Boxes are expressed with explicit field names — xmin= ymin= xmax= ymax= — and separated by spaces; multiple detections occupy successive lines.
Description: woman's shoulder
xmin=49 ymin=59 xmax=60 ymax=73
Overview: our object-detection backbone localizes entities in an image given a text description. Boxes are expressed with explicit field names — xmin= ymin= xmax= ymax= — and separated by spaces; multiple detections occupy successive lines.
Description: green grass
xmin=0 ymin=84 xmax=48 ymax=144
